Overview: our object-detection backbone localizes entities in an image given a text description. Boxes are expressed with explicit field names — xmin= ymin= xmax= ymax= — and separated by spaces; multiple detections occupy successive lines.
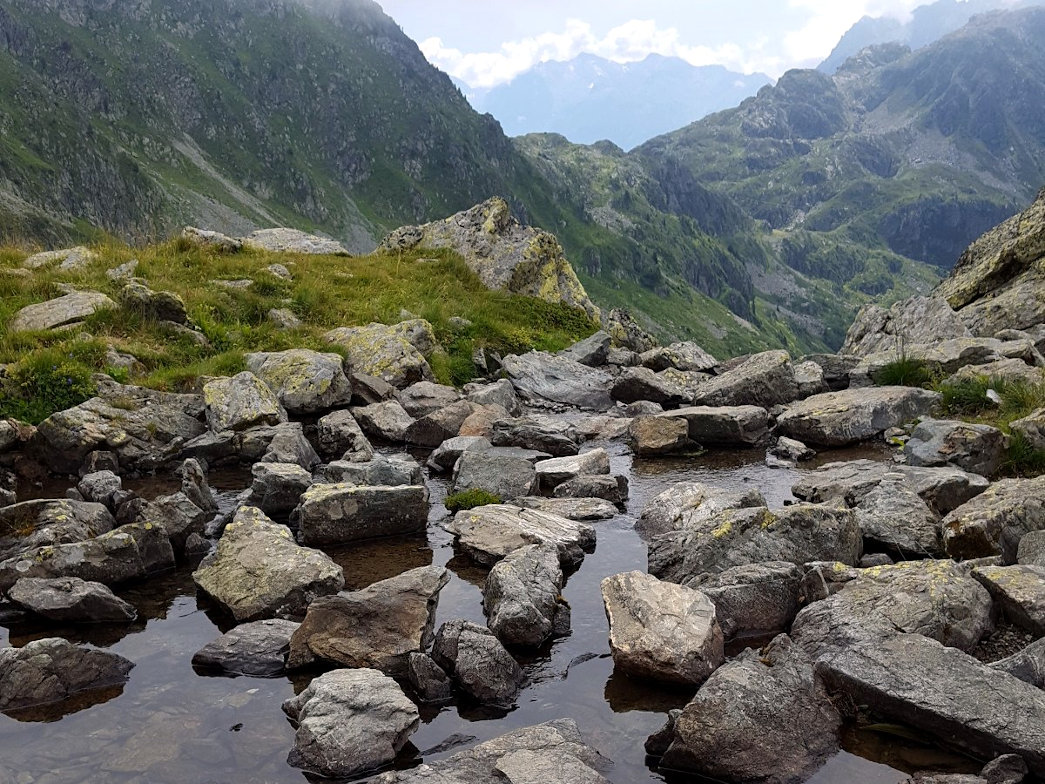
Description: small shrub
xmin=873 ymin=357 xmax=932 ymax=388
xmin=444 ymin=489 xmax=501 ymax=513
xmin=0 ymin=350 xmax=98 ymax=424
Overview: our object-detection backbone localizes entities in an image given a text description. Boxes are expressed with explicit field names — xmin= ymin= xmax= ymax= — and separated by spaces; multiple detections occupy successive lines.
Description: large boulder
xmin=427 ymin=435 xmax=491 ymax=473
xmin=245 ymin=350 xmax=353 ymax=415
xmin=641 ymin=341 xmax=719 ymax=373
xmin=191 ymin=618 xmax=300 ymax=677
xmin=483 ymin=543 xmax=565 ymax=648
xmin=282 ymin=668 xmax=419 ymax=779
xmin=700 ymin=561 xmax=803 ymax=640
xmin=602 ymin=571 xmax=724 ymax=686
xmin=379 ymin=197 xmax=599 ymax=319
xmin=465 ymin=378 xmax=521 ymax=415
xmin=139 ymin=491 xmax=207 ymax=553
xmin=0 ymin=499 xmax=115 ymax=562
xmin=971 ymin=565 xmax=1045 ymax=636
xmin=118 ymin=282 xmax=189 ymax=325
xmin=192 ymin=506 xmax=344 ymax=621
xmin=943 ymin=476 xmax=1045 ymax=558
xmin=7 ymin=576 xmax=136 ymax=623
xmin=490 ymin=416 xmax=579 ymax=456
xmin=510 ymin=496 xmax=618 ymax=520
xmin=432 ymin=619 xmax=524 ymax=706
xmin=841 ymin=295 xmax=972 ymax=356
xmin=627 ymin=416 xmax=692 ymax=457
xmin=501 ymin=352 xmax=614 ymax=411
xmin=660 ymin=634 xmax=841 ymax=784
xmin=904 ymin=418 xmax=1008 ymax=477
xmin=636 ymin=481 xmax=766 ymax=539
xmin=244 ymin=462 xmax=313 ymax=517
xmin=8 ymin=291 xmax=115 ymax=332
xmin=534 ymin=449 xmax=610 ymax=490
xmin=1010 ymin=408 xmax=1045 ymax=451
xmin=658 ymin=405 xmax=769 ymax=446
xmin=351 ymin=400 xmax=415 ymax=442
xmin=324 ymin=320 xmax=436 ymax=388
xmin=22 ymin=245 xmax=97 ymax=270
xmin=0 ymin=637 xmax=134 ymax=713
xmin=452 ymin=449 xmax=537 ymax=500
xmin=315 ymin=410 xmax=374 ymax=462
xmin=203 ymin=372 xmax=288 ymax=432
xmin=396 ymin=381 xmax=460 ymax=417
xmin=776 ymin=386 xmax=941 ymax=447
xmin=610 ymin=367 xmax=689 ymax=407
xmin=288 ymin=566 xmax=449 ymax=674
xmin=294 ymin=483 xmax=428 ymax=547
xmin=691 ymin=350 xmax=798 ymax=408
xmin=854 ymin=473 xmax=943 ymax=557
xmin=404 ymin=399 xmax=481 ymax=447
xmin=559 ymin=331 xmax=611 ymax=367
xmin=444 ymin=504 xmax=596 ymax=569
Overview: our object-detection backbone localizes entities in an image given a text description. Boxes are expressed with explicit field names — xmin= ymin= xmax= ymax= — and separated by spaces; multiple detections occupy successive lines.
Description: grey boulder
xmin=245 ymin=462 xmax=313 ymax=517
xmin=432 ymin=619 xmax=524 ymax=706
xmin=692 ymin=350 xmax=797 ymax=408
xmin=483 ymin=543 xmax=565 ymax=648
xmin=534 ymin=449 xmax=610 ymax=490
xmin=294 ymin=483 xmax=428 ymax=546
xmin=943 ymin=476 xmax=1045 ymax=558
xmin=905 ymin=418 xmax=1008 ymax=477
xmin=452 ymin=450 xmax=537 ymax=500
xmin=0 ymin=637 xmax=134 ymax=712
xmin=316 ymin=409 xmax=374 ymax=462
xmin=245 ymin=349 xmax=353 ymax=415
xmin=203 ymin=371 xmax=287 ymax=432
xmin=636 ymin=481 xmax=766 ymax=539
xmin=972 ymin=565 xmax=1045 ymax=636
xmin=8 ymin=576 xmax=136 ymax=623
xmin=659 ymin=405 xmax=769 ymax=446
xmin=700 ymin=561 xmax=803 ymax=640
xmin=8 ymin=291 xmax=115 ymax=333
xmin=445 ymin=505 xmax=596 ymax=569
xmin=191 ymin=618 xmax=300 ymax=676
xmin=318 ymin=455 xmax=423 ymax=487
xmin=501 ymin=351 xmax=614 ymax=411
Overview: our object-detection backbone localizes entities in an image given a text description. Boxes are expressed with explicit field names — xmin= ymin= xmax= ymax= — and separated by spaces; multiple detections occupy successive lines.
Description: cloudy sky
xmin=376 ymin=0 xmax=972 ymax=87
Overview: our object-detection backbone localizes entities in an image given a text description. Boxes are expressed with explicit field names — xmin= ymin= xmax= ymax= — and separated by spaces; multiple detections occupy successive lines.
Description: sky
xmin=375 ymin=0 xmax=975 ymax=88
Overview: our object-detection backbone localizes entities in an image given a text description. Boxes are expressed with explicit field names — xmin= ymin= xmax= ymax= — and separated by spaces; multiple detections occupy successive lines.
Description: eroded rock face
xmin=692 ymin=350 xmax=797 ymax=408
xmin=379 ymin=197 xmax=599 ymax=320
xmin=943 ymin=476 xmax=1045 ymax=559
xmin=484 ymin=544 xmax=564 ymax=648
xmin=294 ymin=483 xmax=428 ymax=546
xmin=246 ymin=350 xmax=353 ymax=415
xmin=602 ymin=571 xmax=724 ymax=686
xmin=0 ymin=638 xmax=134 ymax=713
xmin=191 ymin=619 xmax=300 ymax=677
xmin=324 ymin=320 xmax=437 ymax=388
xmin=661 ymin=634 xmax=841 ymax=784
xmin=282 ymin=668 xmax=419 ymax=779
xmin=841 ymin=295 xmax=972 ymax=356
xmin=501 ymin=352 xmax=614 ymax=411
xmin=432 ymin=619 xmax=524 ymax=706
xmin=444 ymin=504 xmax=596 ymax=569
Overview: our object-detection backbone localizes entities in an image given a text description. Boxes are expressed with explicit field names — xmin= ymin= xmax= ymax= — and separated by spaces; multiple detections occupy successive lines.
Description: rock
xmin=816 ymin=633 xmax=1045 ymax=776
xmin=465 ymin=378 xmax=521 ymax=415
xmin=855 ymin=474 xmax=943 ymax=556
xmin=604 ymin=308 xmax=657 ymax=353
xmin=458 ymin=404 xmax=509 ymax=438
xmin=494 ymin=747 xmax=612 ymax=784
xmin=534 ymin=449 xmax=610 ymax=489
xmin=258 ymin=422 xmax=321 ymax=469
xmin=431 ymin=619 xmax=524 ymax=705
xmin=640 ymin=342 xmax=718 ymax=373
xmin=177 ymin=458 xmax=218 ymax=513
xmin=636 ymin=481 xmax=767 ymax=539
xmin=204 ymin=371 xmax=287 ymax=433
xmin=181 ymin=226 xmax=243 ymax=252
xmin=624 ymin=400 xmax=664 ymax=416
xmin=315 ymin=410 xmax=374 ymax=462
xmin=8 ymin=576 xmax=136 ymax=622
xmin=1010 ymin=408 xmax=1045 ymax=451
xmin=627 ymin=416 xmax=693 ymax=456
xmin=396 ymin=381 xmax=460 ymax=417
xmin=452 ymin=449 xmax=537 ymax=500
xmin=319 ymin=455 xmax=423 ymax=487
xmin=490 ymin=416 xmax=579 ymax=456
xmin=943 ymin=476 xmax=1045 ymax=558
xmin=841 ymin=295 xmax=972 ymax=356
xmin=1019 ymin=531 xmax=1045 ymax=566
xmin=118 ymin=282 xmax=189 ymax=324
xmin=407 ymin=652 xmax=452 ymax=702
xmin=602 ymin=571 xmax=724 ymax=685
xmin=700 ymin=561 xmax=803 ymax=640
xmin=350 ymin=371 xmax=396 ymax=405
xmin=325 ymin=320 xmax=436 ymax=388
xmin=282 ymin=668 xmax=418 ymax=779
xmin=776 ymin=386 xmax=941 ymax=447
xmin=800 ymin=353 xmax=861 ymax=391
xmin=0 ymin=637 xmax=134 ymax=712
xmin=791 ymin=561 xmax=994 ymax=659
xmin=74 ymin=471 xmax=122 ymax=508
xmin=661 ymin=634 xmax=841 ymax=784
xmin=139 ymin=491 xmax=207 ymax=553
xmin=9 ymin=291 xmax=116 ymax=332
xmin=245 ymin=350 xmax=353 ymax=415
xmin=0 ymin=419 xmax=31 ymax=454
xmin=294 ymin=483 xmax=428 ymax=547
xmin=243 ymin=227 xmax=349 ymax=255
xmin=659 ymin=405 xmax=769 ymax=446
xmin=427 ymin=435 xmax=491 ymax=472
xmin=947 ymin=358 xmax=1045 ymax=387
xmin=648 ymin=504 xmax=861 ymax=587
xmin=981 ymin=755 xmax=1030 ymax=784
xmin=610 ymin=367 xmax=689 ymax=407
xmin=991 ymin=638 xmax=1045 ymax=688
xmin=351 ymin=400 xmax=415 ymax=442
xmin=484 ymin=543 xmax=565 ymax=648
xmin=501 ymin=352 xmax=614 ymax=411
xmin=559 ymin=331 xmax=611 ymax=367
xmin=267 ymin=308 xmax=302 ymax=329
xmin=793 ymin=360 xmax=826 ymax=397
xmin=510 ymin=497 xmax=618 ymax=520
xmin=553 ymin=474 xmax=628 ymax=505
xmin=379 ymin=197 xmax=599 ymax=319
xmin=793 ymin=459 xmax=989 ymax=515
xmin=771 ymin=436 xmax=816 ymax=462
xmin=23 ymin=246 xmax=98 ymax=270
xmin=444 ymin=504 xmax=596 ymax=569
xmin=266 ymin=263 xmax=292 ymax=279
xmin=191 ymin=618 xmax=299 ymax=676
xmin=850 ymin=338 xmax=1030 ymax=387
xmin=245 ymin=462 xmax=312 ymax=517
xmin=905 ymin=418 xmax=1008 ymax=477
xmin=692 ymin=350 xmax=798 ymax=408
xmin=972 ymin=565 xmax=1045 ymax=636
xmin=405 ymin=400 xmax=481 ymax=447
xmin=192 ymin=506 xmax=344 ymax=621
xmin=288 ymin=566 xmax=449 ymax=674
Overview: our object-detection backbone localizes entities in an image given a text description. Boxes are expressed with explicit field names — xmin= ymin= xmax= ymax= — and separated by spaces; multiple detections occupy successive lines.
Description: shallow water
xmin=0 ymin=441 xmax=982 ymax=783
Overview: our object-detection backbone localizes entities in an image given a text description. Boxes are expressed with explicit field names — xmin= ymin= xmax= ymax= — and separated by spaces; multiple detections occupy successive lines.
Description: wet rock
xmin=407 ymin=652 xmax=452 ymax=703
xmin=351 ymin=400 xmax=415 ymax=442
xmin=245 ymin=350 xmax=353 ymax=415
xmin=203 ymin=372 xmax=287 ymax=433
xmin=119 ymin=282 xmax=189 ymax=324
xmin=396 ymin=381 xmax=460 ymax=417
xmin=427 ymin=435 xmax=491 ymax=473
xmin=943 ymin=476 xmax=1045 ymax=558
xmin=294 ymin=483 xmax=428 ymax=547
xmin=701 ymin=561 xmax=803 ymax=640
xmin=659 ymin=405 xmax=770 ymax=446
xmin=559 ymin=331 xmax=611 ymax=367
xmin=636 ymin=481 xmax=766 ymax=539
xmin=9 ymin=291 xmax=116 ymax=332
xmin=177 ymin=458 xmax=218 ymax=513
xmin=990 ymin=638 xmax=1045 ymax=688
xmin=319 ymin=455 xmax=423 ymax=487
xmin=465 ymin=378 xmax=521 ymax=415
xmin=972 ymin=565 xmax=1045 ymax=636
xmin=432 ymin=619 xmax=524 ymax=706
xmin=510 ymin=496 xmax=618 ymax=520
xmin=553 ymin=474 xmax=628 ymax=505
xmin=484 ymin=543 xmax=565 ymax=648
xmin=771 ymin=436 xmax=816 ymax=462
xmin=816 ymin=634 xmax=1045 ymax=777
xmin=691 ymin=350 xmax=797 ymax=408
xmin=324 ymin=320 xmax=436 ymax=388
xmin=842 ymin=295 xmax=972 ymax=356
xmin=8 ymin=576 xmax=136 ymax=623
xmin=1010 ymin=408 xmax=1045 ymax=452
xmin=905 ymin=418 xmax=1008 ymax=477
xmin=0 ymin=499 xmax=116 ymax=561
xmin=315 ymin=409 xmax=374 ymax=462
xmin=776 ymin=386 xmax=941 ymax=447
xmin=649 ymin=504 xmax=861 ymax=587
xmin=245 ymin=463 xmax=313 ymax=517
xmin=405 ymin=399 xmax=481 ymax=447
xmin=534 ymin=449 xmax=610 ymax=490
xmin=444 ymin=504 xmax=596 ymax=569
xmin=192 ymin=506 xmax=343 ymax=621
xmin=0 ymin=637 xmax=134 ymax=712
xmin=640 ymin=342 xmax=718 ymax=373
xmin=191 ymin=618 xmax=299 ymax=676
xmin=140 ymin=492 xmax=207 ymax=553
xmin=282 ymin=668 xmax=419 ymax=779
xmin=490 ymin=416 xmax=579 ymax=457
xmin=855 ymin=474 xmax=943 ymax=557
xmin=501 ymin=351 xmax=614 ymax=411
xmin=451 ymin=450 xmax=537 ymax=500
xmin=602 ymin=571 xmax=724 ymax=685
xmin=627 ymin=416 xmax=693 ymax=456
xmin=610 ymin=367 xmax=688 ymax=407
xmin=661 ymin=634 xmax=840 ymax=784
xmin=288 ymin=566 xmax=449 ymax=674
xmin=790 ymin=561 xmax=994 ymax=659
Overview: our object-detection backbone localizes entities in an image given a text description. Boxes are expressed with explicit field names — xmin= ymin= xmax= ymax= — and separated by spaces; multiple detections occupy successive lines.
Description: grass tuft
xmin=444 ymin=489 xmax=501 ymax=513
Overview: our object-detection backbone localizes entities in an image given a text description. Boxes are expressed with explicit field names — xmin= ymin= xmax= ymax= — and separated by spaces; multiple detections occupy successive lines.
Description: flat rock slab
xmin=444 ymin=504 xmax=596 ymax=569
xmin=8 ymin=577 xmax=136 ymax=623
xmin=501 ymin=352 xmax=614 ymax=411
xmin=776 ymin=386 xmax=941 ymax=447
xmin=816 ymin=634 xmax=1045 ymax=777
xmin=9 ymin=291 xmax=115 ymax=332
xmin=511 ymin=497 xmax=618 ymax=521
xmin=972 ymin=564 xmax=1045 ymax=636
xmin=243 ymin=228 xmax=349 ymax=255
xmin=943 ymin=476 xmax=1045 ymax=559
xmin=191 ymin=619 xmax=300 ymax=676
xmin=657 ymin=406 xmax=769 ymax=446
xmin=294 ymin=483 xmax=428 ymax=546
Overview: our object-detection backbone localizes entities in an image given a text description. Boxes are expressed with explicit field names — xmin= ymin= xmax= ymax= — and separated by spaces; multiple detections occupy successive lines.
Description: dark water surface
xmin=0 ymin=442 xmax=981 ymax=783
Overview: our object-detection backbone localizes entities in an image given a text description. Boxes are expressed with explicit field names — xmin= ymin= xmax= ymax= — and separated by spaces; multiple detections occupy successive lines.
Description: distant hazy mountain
xmin=465 ymin=54 xmax=771 ymax=150
xmin=819 ymin=0 xmax=1045 ymax=73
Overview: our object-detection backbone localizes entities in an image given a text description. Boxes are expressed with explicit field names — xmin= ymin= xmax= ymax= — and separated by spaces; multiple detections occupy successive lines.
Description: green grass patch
xmin=873 ymin=356 xmax=934 ymax=388
xmin=444 ymin=489 xmax=501 ymax=513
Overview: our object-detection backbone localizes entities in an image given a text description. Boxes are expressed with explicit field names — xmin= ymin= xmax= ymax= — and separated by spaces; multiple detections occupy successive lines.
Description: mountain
xmin=464 ymin=54 xmax=771 ymax=150
xmin=820 ymin=0 xmax=1045 ymax=74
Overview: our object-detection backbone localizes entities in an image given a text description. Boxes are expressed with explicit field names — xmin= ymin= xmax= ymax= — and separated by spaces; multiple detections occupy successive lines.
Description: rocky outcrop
xmin=379 ymin=197 xmax=599 ymax=320
xmin=841 ymin=295 xmax=972 ymax=356
xmin=444 ymin=504 xmax=596 ymax=569
xmin=191 ymin=619 xmax=300 ymax=677
xmin=245 ymin=350 xmax=353 ymax=415
xmin=8 ymin=291 xmax=116 ymax=332
xmin=324 ymin=320 xmax=437 ymax=388
xmin=776 ymin=386 xmax=940 ymax=447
